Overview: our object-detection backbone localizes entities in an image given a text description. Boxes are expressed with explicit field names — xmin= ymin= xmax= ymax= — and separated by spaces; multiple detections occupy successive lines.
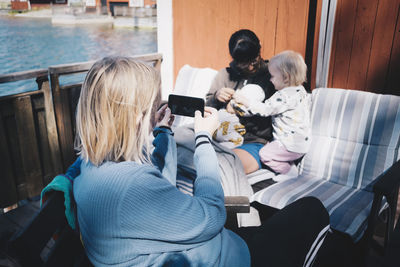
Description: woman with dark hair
xmin=206 ymin=29 xmax=276 ymax=174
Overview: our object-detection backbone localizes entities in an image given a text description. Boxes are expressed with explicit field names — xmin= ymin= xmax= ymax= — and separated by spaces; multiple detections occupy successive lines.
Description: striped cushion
xmin=254 ymin=88 xmax=400 ymax=241
xmin=253 ymin=177 xmax=374 ymax=241
xmin=300 ymin=88 xmax=400 ymax=189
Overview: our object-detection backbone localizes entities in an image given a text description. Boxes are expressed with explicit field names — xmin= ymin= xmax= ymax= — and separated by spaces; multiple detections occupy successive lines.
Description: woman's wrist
xmin=153 ymin=126 xmax=173 ymax=137
xmin=195 ymin=131 xmax=212 ymax=149
xmin=193 ymin=131 xmax=220 ymax=183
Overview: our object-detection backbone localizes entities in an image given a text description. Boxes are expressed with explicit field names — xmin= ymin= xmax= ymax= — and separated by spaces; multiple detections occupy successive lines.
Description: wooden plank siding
xmin=4 ymin=110 xmax=28 ymax=201
xmin=49 ymin=73 xmax=76 ymax=171
xmin=328 ymin=0 xmax=400 ymax=95
xmin=386 ymin=2 xmax=400 ymax=94
xmin=0 ymin=74 xmax=61 ymax=208
xmin=366 ymin=0 xmax=399 ymax=93
xmin=14 ymin=96 xmax=43 ymax=197
xmin=41 ymin=79 xmax=63 ymax=177
xmin=0 ymin=114 xmax=18 ymax=208
xmin=275 ymin=0 xmax=309 ymax=56
xmin=173 ymin=0 xmax=399 ymax=94
xmin=173 ymin=0 xmax=313 ymax=82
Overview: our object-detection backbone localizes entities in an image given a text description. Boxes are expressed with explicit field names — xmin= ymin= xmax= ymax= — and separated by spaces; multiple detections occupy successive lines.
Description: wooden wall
xmin=172 ymin=0 xmax=399 ymax=94
xmin=173 ymin=0 xmax=313 ymax=80
xmin=328 ymin=0 xmax=400 ymax=95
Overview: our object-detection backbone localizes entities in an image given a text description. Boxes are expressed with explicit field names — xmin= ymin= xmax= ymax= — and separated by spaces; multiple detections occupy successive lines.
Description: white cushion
xmin=172 ymin=65 xmax=218 ymax=127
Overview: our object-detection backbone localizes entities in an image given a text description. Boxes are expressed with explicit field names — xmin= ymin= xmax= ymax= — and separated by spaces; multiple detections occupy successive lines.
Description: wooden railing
xmin=0 ymin=53 xmax=162 ymax=209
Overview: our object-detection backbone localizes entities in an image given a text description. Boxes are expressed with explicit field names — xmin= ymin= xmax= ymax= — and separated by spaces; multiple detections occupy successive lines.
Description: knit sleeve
xmin=192 ymin=132 xmax=222 ymax=196
xmin=246 ymin=90 xmax=293 ymax=117
xmin=65 ymin=157 xmax=82 ymax=179
xmin=205 ymin=69 xmax=228 ymax=109
xmin=151 ymin=126 xmax=177 ymax=185
xmin=119 ymin=133 xmax=225 ymax=244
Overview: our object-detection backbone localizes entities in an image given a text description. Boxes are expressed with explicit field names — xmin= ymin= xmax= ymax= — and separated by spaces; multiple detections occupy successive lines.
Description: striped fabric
xmin=254 ymin=88 xmax=400 ymax=241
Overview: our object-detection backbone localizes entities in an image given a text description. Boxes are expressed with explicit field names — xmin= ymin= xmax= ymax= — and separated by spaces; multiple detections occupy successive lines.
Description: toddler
xmin=232 ymin=50 xmax=311 ymax=180
xmin=214 ymin=84 xmax=265 ymax=149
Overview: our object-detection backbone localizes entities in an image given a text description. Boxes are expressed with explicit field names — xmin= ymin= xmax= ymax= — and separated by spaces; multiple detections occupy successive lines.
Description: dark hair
xmin=228 ymin=29 xmax=261 ymax=63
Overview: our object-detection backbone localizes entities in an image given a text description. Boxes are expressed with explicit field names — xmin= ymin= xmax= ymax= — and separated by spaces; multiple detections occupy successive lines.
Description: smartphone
xmin=168 ymin=94 xmax=205 ymax=117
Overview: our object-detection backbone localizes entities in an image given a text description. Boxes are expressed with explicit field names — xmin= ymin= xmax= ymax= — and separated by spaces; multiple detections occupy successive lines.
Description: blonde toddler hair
xmin=75 ymin=56 xmax=161 ymax=166
xmin=269 ymin=50 xmax=307 ymax=87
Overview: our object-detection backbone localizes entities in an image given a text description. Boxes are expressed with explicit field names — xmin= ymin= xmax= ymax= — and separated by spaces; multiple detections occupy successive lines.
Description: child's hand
xmin=226 ymin=101 xmax=235 ymax=114
xmin=230 ymin=98 xmax=251 ymax=117
xmin=233 ymin=92 xmax=250 ymax=107
xmin=154 ymin=104 xmax=175 ymax=128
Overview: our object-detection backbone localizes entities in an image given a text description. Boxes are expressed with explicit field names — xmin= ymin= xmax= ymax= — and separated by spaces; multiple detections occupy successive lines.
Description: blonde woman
xmin=73 ymin=56 xmax=250 ymax=267
xmin=72 ymin=56 xmax=328 ymax=267
xmin=233 ymin=50 xmax=311 ymax=181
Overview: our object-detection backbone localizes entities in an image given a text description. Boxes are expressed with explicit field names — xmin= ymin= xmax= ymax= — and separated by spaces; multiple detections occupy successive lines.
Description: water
xmin=0 ymin=16 xmax=157 ymax=96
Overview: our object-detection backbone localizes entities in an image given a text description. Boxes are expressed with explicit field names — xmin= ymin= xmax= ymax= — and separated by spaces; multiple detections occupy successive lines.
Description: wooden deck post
xmin=49 ymin=72 xmax=75 ymax=172
xmin=38 ymin=77 xmax=63 ymax=175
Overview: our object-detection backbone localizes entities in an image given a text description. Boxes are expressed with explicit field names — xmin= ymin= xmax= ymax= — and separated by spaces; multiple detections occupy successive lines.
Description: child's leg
xmin=259 ymin=141 xmax=304 ymax=174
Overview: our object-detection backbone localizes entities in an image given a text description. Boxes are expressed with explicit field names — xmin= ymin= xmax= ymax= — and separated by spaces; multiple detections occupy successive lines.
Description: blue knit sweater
xmin=73 ymin=129 xmax=250 ymax=267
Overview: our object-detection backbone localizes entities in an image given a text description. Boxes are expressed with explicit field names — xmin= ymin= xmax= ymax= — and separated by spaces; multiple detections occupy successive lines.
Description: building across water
xmin=3 ymin=0 xmax=156 ymax=21
xmin=1 ymin=0 xmax=157 ymax=27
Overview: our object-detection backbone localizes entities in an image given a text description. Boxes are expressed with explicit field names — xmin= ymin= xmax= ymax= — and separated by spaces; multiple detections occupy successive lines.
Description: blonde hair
xmin=269 ymin=50 xmax=307 ymax=87
xmin=75 ymin=56 xmax=161 ymax=166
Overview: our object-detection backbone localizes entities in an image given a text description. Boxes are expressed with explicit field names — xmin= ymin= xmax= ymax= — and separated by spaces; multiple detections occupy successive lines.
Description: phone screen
xmin=168 ymin=94 xmax=205 ymax=117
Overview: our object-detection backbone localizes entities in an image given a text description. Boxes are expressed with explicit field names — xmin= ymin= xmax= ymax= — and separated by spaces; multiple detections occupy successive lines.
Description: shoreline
xmin=0 ymin=8 xmax=156 ymax=28
xmin=15 ymin=8 xmax=52 ymax=18
xmin=0 ymin=8 xmax=52 ymax=18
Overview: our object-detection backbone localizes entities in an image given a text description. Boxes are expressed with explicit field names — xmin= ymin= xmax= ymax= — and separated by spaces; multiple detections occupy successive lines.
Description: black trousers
xmin=230 ymin=197 xmax=330 ymax=267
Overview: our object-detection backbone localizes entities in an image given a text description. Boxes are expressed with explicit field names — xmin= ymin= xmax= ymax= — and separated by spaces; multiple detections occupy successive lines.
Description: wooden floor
xmin=0 ymin=197 xmax=40 ymax=266
xmin=0 ymin=194 xmax=399 ymax=266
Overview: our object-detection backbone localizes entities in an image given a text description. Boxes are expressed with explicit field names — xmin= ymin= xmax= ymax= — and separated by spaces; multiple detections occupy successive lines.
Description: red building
xmin=11 ymin=0 xmax=29 ymax=10
xmin=11 ymin=0 xmax=155 ymax=13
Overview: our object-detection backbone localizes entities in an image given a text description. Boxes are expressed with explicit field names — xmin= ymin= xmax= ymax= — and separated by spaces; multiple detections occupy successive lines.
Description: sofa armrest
xmin=368 ymin=160 xmax=400 ymax=250
xmin=224 ymin=196 xmax=250 ymax=229
xmin=373 ymin=160 xmax=400 ymax=197
xmin=224 ymin=196 xmax=250 ymax=213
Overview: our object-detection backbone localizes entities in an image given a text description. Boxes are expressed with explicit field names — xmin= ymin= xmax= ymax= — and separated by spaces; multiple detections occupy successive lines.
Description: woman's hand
xmin=154 ymin=104 xmax=175 ymax=128
xmin=216 ymin=87 xmax=235 ymax=103
xmin=194 ymin=107 xmax=219 ymax=135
